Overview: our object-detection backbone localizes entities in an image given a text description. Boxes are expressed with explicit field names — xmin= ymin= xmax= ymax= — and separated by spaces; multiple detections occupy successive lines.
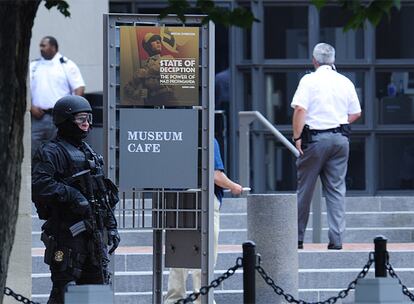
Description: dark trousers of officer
xmin=296 ymin=132 xmax=349 ymax=246
xmin=47 ymin=233 xmax=107 ymax=304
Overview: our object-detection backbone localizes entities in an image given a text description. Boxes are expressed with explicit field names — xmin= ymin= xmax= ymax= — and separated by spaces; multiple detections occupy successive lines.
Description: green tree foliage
xmin=160 ymin=0 xmax=259 ymax=28
xmin=312 ymin=0 xmax=401 ymax=31
xmin=44 ymin=0 xmax=70 ymax=17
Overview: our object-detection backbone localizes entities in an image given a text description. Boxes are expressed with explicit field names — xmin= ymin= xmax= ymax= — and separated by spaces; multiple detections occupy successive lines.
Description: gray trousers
xmin=296 ymin=132 xmax=349 ymax=245
xmin=32 ymin=113 xmax=57 ymax=157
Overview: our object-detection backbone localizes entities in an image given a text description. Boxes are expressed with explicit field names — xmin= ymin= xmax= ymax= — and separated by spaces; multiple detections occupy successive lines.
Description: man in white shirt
xmin=30 ymin=36 xmax=85 ymax=157
xmin=291 ymin=43 xmax=361 ymax=250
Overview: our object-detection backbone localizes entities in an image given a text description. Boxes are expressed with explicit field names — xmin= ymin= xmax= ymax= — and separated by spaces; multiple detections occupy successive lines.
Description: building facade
xmin=28 ymin=0 xmax=414 ymax=195
xmin=109 ymin=0 xmax=414 ymax=195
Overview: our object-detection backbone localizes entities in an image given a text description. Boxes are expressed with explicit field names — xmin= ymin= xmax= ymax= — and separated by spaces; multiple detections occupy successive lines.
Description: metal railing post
xmin=239 ymin=115 xmax=254 ymax=189
xmin=243 ymin=241 xmax=256 ymax=304
xmin=374 ymin=236 xmax=388 ymax=277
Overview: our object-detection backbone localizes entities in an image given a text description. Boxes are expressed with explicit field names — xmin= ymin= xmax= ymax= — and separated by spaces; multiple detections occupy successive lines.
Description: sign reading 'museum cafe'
xmin=119 ymin=109 xmax=198 ymax=189
xmin=126 ymin=130 xmax=183 ymax=153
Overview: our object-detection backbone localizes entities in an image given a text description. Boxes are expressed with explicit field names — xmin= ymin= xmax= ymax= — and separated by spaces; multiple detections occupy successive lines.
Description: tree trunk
xmin=0 ymin=1 xmax=40 ymax=302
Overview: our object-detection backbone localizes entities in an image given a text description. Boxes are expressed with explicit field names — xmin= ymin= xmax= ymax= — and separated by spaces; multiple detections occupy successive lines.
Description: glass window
xmin=265 ymin=137 xmax=297 ymax=191
xmin=346 ymin=137 xmax=365 ymax=190
xmin=240 ymin=2 xmax=251 ymax=60
xmin=243 ymin=71 xmax=252 ymax=110
xmin=319 ymin=6 xmax=364 ymax=60
xmin=376 ymin=5 xmax=414 ymax=59
xmin=378 ymin=135 xmax=414 ymax=190
xmin=264 ymin=6 xmax=308 ymax=59
xmin=215 ymin=24 xmax=229 ymax=73
xmin=340 ymin=70 xmax=365 ymax=124
xmin=265 ymin=70 xmax=364 ymax=125
xmin=243 ymin=27 xmax=252 ymax=60
xmin=265 ymin=71 xmax=306 ymax=125
xmin=109 ymin=2 xmax=132 ymax=13
xmin=376 ymin=70 xmax=414 ymax=124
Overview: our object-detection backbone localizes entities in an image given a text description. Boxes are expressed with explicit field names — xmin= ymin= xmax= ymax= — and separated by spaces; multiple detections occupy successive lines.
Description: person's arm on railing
xmin=214 ymin=170 xmax=243 ymax=195
xmin=292 ymin=105 xmax=307 ymax=155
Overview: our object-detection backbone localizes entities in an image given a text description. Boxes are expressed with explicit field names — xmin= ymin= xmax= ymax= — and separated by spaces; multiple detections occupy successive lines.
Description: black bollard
xmin=374 ymin=235 xmax=388 ymax=277
xmin=243 ymin=241 xmax=256 ymax=304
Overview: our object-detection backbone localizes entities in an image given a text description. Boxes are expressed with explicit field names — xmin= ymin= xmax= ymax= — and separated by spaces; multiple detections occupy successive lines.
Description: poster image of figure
xmin=120 ymin=26 xmax=199 ymax=106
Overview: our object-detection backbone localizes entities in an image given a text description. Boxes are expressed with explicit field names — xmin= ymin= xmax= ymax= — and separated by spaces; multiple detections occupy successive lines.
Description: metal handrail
xmin=238 ymin=111 xmax=322 ymax=243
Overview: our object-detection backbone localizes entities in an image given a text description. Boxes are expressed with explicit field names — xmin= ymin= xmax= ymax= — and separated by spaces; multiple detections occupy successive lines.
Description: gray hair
xmin=312 ymin=43 xmax=335 ymax=65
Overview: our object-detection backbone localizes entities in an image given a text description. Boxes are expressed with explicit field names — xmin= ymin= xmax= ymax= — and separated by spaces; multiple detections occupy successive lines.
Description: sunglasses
xmin=73 ymin=113 xmax=93 ymax=125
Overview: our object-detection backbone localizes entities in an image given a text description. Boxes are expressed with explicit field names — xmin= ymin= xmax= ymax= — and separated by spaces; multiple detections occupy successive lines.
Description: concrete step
xmin=31 ymin=245 xmax=414 ymax=273
xmin=31 ymin=211 xmax=414 ymax=233
xmin=304 ymin=227 xmax=414 ymax=243
xmin=219 ymin=196 xmax=414 ymax=213
xmin=31 ymin=196 xmax=414 ymax=219
xmin=32 ymin=267 xmax=414 ymax=299
xmin=32 ymin=245 xmax=414 ymax=301
xmin=31 ymin=225 xmax=414 ymax=248
xmin=307 ymin=211 xmax=414 ymax=228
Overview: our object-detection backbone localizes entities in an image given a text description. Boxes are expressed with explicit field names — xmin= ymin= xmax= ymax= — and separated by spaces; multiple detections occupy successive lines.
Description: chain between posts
xmin=174 ymin=257 xmax=243 ymax=304
xmin=4 ymin=287 xmax=40 ymax=304
xmin=255 ymin=252 xmax=375 ymax=304
xmin=9 ymin=251 xmax=409 ymax=304
xmin=386 ymin=261 xmax=414 ymax=302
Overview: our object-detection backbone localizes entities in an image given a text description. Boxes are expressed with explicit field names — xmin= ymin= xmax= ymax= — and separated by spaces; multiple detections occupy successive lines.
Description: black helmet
xmin=53 ymin=95 xmax=92 ymax=126
xmin=142 ymin=33 xmax=161 ymax=56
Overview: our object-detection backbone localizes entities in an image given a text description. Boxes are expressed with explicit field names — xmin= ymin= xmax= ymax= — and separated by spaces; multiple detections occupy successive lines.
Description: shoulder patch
xmin=59 ymin=56 xmax=68 ymax=64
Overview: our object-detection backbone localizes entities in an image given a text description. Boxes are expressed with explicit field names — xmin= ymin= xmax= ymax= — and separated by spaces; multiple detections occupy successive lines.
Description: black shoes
xmin=298 ymin=241 xmax=304 ymax=249
xmin=327 ymin=243 xmax=342 ymax=250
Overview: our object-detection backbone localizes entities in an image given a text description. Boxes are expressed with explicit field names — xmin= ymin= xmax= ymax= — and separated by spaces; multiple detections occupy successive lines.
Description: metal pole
xmin=374 ymin=235 xmax=388 ymax=277
xmin=153 ymin=193 xmax=163 ymax=304
xmin=239 ymin=116 xmax=252 ymax=188
xmin=243 ymin=241 xmax=256 ymax=304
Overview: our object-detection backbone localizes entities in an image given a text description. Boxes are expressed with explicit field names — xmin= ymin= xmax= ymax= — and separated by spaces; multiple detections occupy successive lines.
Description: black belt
xmin=310 ymin=126 xmax=341 ymax=134
xmin=43 ymin=109 xmax=53 ymax=114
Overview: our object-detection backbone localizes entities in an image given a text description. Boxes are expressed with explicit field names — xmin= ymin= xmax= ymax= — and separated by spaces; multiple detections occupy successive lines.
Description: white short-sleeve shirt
xmin=291 ymin=65 xmax=361 ymax=130
xmin=30 ymin=52 xmax=85 ymax=110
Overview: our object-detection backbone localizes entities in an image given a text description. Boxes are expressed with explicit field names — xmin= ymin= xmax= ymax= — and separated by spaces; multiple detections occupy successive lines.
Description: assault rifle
xmin=64 ymin=168 xmax=110 ymax=284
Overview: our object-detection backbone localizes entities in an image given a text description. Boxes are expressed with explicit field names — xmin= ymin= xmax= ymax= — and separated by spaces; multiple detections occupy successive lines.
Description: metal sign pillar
xmin=201 ymin=21 xmax=215 ymax=304
xmin=103 ymin=14 xmax=215 ymax=304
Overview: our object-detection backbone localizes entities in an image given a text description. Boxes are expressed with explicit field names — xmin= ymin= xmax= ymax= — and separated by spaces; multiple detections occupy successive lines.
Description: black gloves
xmin=107 ymin=229 xmax=120 ymax=254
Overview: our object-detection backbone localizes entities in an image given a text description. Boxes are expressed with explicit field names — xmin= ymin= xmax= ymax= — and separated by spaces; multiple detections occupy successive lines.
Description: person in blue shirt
xmin=165 ymin=139 xmax=243 ymax=304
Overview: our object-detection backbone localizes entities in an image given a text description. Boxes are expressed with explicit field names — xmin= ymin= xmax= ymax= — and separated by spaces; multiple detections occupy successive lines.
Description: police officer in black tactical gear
xmin=32 ymin=95 xmax=120 ymax=304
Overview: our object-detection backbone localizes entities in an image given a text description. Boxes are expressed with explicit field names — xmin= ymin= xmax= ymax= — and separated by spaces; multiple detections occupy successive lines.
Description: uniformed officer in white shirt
xmin=30 ymin=36 xmax=85 ymax=156
xmin=291 ymin=43 xmax=362 ymax=250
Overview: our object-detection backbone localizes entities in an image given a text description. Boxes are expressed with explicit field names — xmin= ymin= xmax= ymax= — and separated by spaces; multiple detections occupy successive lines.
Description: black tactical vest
xmin=57 ymin=140 xmax=89 ymax=176
xmin=56 ymin=140 xmax=106 ymax=198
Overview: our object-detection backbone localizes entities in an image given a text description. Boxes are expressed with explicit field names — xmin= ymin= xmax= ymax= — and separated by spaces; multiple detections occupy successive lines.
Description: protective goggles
xmin=73 ymin=113 xmax=93 ymax=125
